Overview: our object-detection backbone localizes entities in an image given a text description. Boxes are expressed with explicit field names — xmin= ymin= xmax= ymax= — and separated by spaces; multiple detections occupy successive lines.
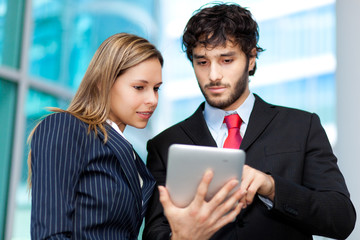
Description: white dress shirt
xmin=203 ymin=93 xmax=273 ymax=208
xmin=204 ymin=92 xmax=255 ymax=147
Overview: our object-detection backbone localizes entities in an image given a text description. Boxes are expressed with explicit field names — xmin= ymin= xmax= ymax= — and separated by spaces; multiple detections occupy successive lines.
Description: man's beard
xmin=199 ymin=67 xmax=249 ymax=110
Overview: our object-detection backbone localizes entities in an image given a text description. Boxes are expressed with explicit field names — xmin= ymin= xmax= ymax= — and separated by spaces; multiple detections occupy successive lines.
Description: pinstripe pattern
xmin=31 ymin=112 xmax=155 ymax=239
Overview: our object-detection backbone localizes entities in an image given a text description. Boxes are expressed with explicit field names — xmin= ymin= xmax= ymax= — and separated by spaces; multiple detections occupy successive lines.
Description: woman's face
xmin=109 ymin=57 xmax=162 ymax=132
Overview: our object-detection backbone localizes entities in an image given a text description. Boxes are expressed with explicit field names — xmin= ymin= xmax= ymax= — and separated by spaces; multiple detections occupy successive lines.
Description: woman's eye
xmin=154 ymin=87 xmax=160 ymax=92
xmin=134 ymin=86 xmax=144 ymax=90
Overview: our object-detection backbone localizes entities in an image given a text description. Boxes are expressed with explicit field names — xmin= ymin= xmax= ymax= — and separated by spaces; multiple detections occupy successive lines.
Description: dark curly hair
xmin=182 ymin=3 xmax=264 ymax=76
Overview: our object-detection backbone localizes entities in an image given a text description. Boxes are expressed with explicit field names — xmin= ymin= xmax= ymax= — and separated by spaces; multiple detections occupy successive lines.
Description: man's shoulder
xmin=151 ymin=117 xmax=191 ymax=141
xmin=150 ymin=104 xmax=205 ymax=144
xmin=269 ymin=104 xmax=316 ymax=126
xmin=274 ymin=104 xmax=312 ymax=115
xmin=255 ymin=94 xmax=314 ymax=118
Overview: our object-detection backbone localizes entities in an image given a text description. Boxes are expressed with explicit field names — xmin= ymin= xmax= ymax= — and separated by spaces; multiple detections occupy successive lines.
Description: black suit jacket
xmin=143 ymin=95 xmax=356 ymax=240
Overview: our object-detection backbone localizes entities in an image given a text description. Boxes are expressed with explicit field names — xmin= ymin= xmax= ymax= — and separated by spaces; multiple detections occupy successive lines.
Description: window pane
xmin=0 ymin=79 xmax=17 ymax=239
xmin=251 ymin=3 xmax=336 ymax=144
xmin=0 ymin=0 xmax=24 ymax=69
xmin=29 ymin=0 xmax=157 ymax=90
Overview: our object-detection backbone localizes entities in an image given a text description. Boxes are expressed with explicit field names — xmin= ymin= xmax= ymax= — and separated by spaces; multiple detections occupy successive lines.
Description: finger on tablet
xmin=193 ymin=170 xmax=214 ymax=206
xmin=213 ymin=200 xmax=243 ymax=230
xmin=208 ymin=178 xmax=239 ymax=211
xmin=158 ymin=186 xmax=175 ymax=212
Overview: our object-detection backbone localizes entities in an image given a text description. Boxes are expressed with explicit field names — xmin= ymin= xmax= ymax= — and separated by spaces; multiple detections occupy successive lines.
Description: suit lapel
xmin=180 ymin=98 xmax=278 ymax=151
xmin=97 ymin=125 xmax=143 ymax=218
xmin=180 ymin=103 xmax=217 ymax=147
xmin=133 ymin=151 xmax=155 ymax=218
xmin=240 ymin=94 xmax=278 ymax=151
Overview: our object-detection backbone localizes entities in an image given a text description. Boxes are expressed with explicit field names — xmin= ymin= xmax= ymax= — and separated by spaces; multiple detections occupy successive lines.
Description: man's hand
xmin=239 ymin=165 xmax=275 ymax=207
xmin=158 ymin=170 xmax=245 ymax=240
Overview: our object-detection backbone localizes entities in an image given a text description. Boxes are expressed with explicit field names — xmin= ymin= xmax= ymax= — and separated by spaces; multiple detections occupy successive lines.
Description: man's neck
xmin=222 ymin=88 xmax=250 ymax=111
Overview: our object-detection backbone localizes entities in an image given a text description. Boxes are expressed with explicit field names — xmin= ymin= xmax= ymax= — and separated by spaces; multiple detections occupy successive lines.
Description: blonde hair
xmin=27 ymin=33 xmax=163 ymax=188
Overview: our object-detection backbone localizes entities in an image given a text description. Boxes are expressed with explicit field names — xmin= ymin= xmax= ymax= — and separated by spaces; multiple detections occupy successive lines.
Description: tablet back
xmin=166 ymin=144 xmax=245 ymax=208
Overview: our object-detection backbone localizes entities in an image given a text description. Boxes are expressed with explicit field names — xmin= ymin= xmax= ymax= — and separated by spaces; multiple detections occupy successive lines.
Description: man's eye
xmin=197 ymin=61 xmax=207 ymax=65
xmin=224 ymin=59 xmax=233 ymax=63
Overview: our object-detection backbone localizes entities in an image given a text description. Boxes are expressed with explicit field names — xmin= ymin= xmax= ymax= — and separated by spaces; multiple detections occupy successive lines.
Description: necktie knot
xmin=224 ymin=114 xmax=241 ymax=129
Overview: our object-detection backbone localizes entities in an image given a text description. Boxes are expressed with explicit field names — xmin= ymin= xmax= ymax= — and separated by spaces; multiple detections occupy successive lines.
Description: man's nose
xmin=209 ymin=63 xmax=222 ymax=82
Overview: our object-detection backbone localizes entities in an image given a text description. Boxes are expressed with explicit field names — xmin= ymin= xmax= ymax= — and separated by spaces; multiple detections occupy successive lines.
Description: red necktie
xmin=223 ymin=114 xmax=242 ymax=149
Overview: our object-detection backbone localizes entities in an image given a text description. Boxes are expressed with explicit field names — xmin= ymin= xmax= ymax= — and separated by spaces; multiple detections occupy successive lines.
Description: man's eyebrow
xmin=193 ymin=54 xmax=205 ymax=59
xmin=220 ymin=51 xmax=236 ymax=57
xmin=193 ymin=51 xmax=237 ymax=59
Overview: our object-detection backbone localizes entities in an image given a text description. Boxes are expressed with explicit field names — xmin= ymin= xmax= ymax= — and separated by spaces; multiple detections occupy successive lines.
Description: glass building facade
xmin=0 ymin=0 xmax=336 ymax=239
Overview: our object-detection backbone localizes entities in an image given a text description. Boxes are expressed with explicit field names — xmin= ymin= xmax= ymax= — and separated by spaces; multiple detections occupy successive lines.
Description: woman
xmin=28 ymin=33 xmax=163 ymax=239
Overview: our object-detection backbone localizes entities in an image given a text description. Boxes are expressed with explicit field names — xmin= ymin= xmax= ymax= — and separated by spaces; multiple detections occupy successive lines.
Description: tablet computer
xmin=165 ymin=144 xmax=245 ymax=208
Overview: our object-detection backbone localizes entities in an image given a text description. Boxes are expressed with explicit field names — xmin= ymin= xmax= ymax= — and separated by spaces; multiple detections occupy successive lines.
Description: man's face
xmin=192 ymin=41 xmax=256 ymax=110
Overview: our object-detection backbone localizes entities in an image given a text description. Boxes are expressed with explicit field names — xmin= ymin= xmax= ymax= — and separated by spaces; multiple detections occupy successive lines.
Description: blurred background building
xmin=0 ymin=0 xmax=358 ymax=239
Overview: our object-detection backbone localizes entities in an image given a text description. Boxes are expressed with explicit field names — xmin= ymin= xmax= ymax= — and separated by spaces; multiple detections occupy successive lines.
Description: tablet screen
xmin=165 ymin=144 xmax=245 ymax=208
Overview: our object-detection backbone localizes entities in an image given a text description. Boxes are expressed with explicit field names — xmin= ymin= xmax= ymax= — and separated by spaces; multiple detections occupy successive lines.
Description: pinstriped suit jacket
xmin=30 ymin=112 xmax=155 ymax=240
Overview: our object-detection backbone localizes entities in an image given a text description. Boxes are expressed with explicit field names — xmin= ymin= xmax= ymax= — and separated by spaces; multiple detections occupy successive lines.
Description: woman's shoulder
xmin=35 ymin=112 xmax=88 ymax=135
xmin=30 ymin=112 xmax=91 ymax=151
xmin=42 ymin=111 xmax=83 ymax=124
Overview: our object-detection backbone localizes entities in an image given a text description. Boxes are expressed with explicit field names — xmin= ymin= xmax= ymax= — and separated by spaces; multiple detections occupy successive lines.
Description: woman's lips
xmin=137 ymin=111 xmax=153 ymax=119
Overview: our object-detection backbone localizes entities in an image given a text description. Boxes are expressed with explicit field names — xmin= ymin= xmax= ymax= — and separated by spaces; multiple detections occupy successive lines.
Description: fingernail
xmin=204 ymin=169 xmax=213 ymax=178
xmin=232 ymin=180 xmax=239 ymax=186
xmin=158 ymin=186 xmax=163 ymax=195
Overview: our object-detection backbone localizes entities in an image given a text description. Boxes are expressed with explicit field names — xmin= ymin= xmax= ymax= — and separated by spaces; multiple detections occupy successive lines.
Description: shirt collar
xmin=204 ymin=92 xmax=255 ymax=131
xmin=106 ymin=119 xmax=128 ymax=140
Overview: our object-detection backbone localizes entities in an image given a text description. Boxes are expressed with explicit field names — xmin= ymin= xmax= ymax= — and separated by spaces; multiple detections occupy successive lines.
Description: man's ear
xmin=248 ymin=48 xmax=257 ymax=72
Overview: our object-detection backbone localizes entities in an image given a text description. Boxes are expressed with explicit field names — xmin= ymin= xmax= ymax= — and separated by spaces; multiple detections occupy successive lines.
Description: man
xmin=143 ymin=3 xmax=356 ymax=240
